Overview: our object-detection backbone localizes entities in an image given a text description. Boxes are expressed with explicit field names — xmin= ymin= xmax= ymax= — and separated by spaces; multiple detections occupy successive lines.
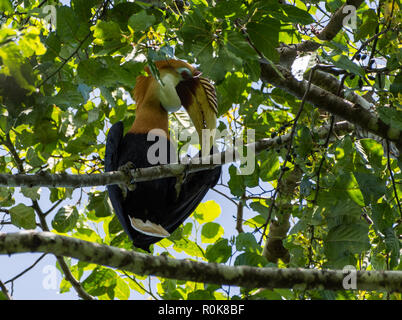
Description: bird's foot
xmin=118 ymin=161 xmax=137 ymax=192
xmin=130 ymin=217 xmax=170 ymax=238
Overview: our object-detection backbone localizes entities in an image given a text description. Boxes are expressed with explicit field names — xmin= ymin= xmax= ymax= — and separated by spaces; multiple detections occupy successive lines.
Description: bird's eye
xmin=177 ymin=67 xmax=192 ymax=80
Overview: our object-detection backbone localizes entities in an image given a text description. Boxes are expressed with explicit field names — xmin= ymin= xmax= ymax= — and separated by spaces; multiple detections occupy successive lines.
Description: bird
xmin=105 ymin=59 xmax=221 ymax=252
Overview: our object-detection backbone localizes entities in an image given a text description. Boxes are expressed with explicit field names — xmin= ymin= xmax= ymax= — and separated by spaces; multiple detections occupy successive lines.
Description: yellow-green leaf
xmin=193 ymin=200 xmax=221 ymax=224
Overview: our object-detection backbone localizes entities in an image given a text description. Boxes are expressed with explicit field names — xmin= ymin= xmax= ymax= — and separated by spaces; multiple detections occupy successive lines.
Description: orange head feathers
xmin=130 ymin=59 xmax=218 ymax=150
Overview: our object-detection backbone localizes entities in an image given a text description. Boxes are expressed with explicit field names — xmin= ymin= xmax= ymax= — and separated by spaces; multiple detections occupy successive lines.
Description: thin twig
xmin=313 ymin=115 xmax=335 ymax=204
xmin=236 ymin=192 xmax=245 ymax=234
xmin=313 ymin=73 xmax=348 ymax=204
xmin=38 ymin=32 xmax=91 ymax=87
xmin=122 ymin=271 xmax=159 ymax=300
xmin=4 ymin=253 xmax=47 ymax=285
xmin=212 ymin=187 xmax=238 ymax=206
xmin=259 ymin=67 xmax=317 ymax=244
xmin=43 ymin=199 xmax=64 ymax=216
xmin=31 ymin=201 xmax=95 ymax=300
xmin=38 ymin=0 xmax=111 ymax=87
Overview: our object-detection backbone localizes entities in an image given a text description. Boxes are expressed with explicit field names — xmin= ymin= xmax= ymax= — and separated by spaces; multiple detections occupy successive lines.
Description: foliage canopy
xmin=0 ymin=0 xmax=401 ymax=300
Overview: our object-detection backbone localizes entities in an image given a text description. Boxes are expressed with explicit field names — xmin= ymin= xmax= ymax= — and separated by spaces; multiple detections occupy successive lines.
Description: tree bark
xmin=259 ymin=61 xmax=402 ymax=151
xmin=0 ymin=121 xmax=354 ymax=188
xmin=1 ymin=231 xmax=401 ymax=292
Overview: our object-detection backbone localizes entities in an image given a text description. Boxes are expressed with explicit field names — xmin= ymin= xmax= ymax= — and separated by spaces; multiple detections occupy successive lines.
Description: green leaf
xmin=114 ymin=277 xmax=131 ymax=300
xmin=300 ymin=176 xmax=313 ymax=197
xmin=82 ymin=267 xmax=117 ymax=297
xmin=0 ymin=43 xmax=35 ymax=91
xmin=259 ymin=150 xmax=280 ymax=182
xmin=210 ymin=0 xmax=245 ymax=18
xmin=128 ymin=10 xmax=156 ymax=32
xmin=354 ymin=9 xmax=378 ymax=42
xmin=384 ymin=228 xmax=400 ymax=268
xmin=216 ymin=72 xmax=249 ymax=114
xmin=235 ymin=232 xmax=261 ymax=253
xmin=21 ymin=187 xmax=41 ymax=201
xmin=0 ymin=187 xmax=13 ymax=206
xmin=225 ymin=30 xmax=259 ymax=60
xmin=193 ymin=200 xmax=221 ymax=224
xmin=324 ymin=198 xmax=362 ymax=228
xmin=296 ymin=126 xmax=313 ymax=158
xmin=201 ymin=222 xmax=224 ymax=244
xmin=73 ymin=227 xmax=102 ymax=243
xmin=280 ymin=4 xmax=314 ymax=24
xmin=0 ymin=0 xmax=12 ymax=12
xmin=333 ymin=172 xmax=365 ymax=207
xmin=19 ymin=27 xmax=46 ymax=57
xmin=87 ymin=191 xmax=112 ymax=218
xmin=371 ymin=203 xmax=396 ymax=234
xmin=172 ymin=238 xmax=204 ymax=257
xmin=107 ymin=2 xmax=142 ymax=31
xmin=187 ymin=290 xmax=215 ymax=300
xmin=247 ymin=19 xmax=279 ymax=61
xmin=26 ymin=147 xmax=46 ymax=167
xmin=234 ymin=251 xmax=267 ymax=267
xmin=331 ymin=55 xmax=365 ymax=77
xmin=353 ymin=172 xmax=386 ymax=205
xmin=71 ymin=0 xmax=100 ymax=22
xmin=378 ymin=107 xmax=402 ymax=131
xmin=10 ymin=204 xmax=36 ymax=230
xmin=198 ymin=53 xmax=227 ymax=83
xmin=108 ymin=214 xmax=123 ymax=235
xmin=324 ymin=222 xmax=370 ymax=268
xmin=228 ymin=165 xmax=245 ymax=197
xmin=148 ymin=46 xmax=175 ymax=62
xmin=249 ymin=201 xmax=269 ymax=219
xmin=356 ymin=139 xmax=384 ymax=170
xmin=49 ymin=188 xmax=73 ymax=203
xmin=78 ymin=57 xmax=143 ymax=88
xmin=205 ymin=238 xmax=232 ymax=263
xmin=180 ymin=8 xmax=211 ymax=45
xmin=390 ymin=71 xmax=402 ymax=94
xmin=251 ymin=289 xmax=283 ymax=300
xmin=56 ymin=6 xmax=87 ymax=42
xmin=52 ymin=205 xmax=79 ymax=233
xmin=77 ymin=59 xmax=116 ymax=87
xmin=92 ymin=20 xmax=123 ymax=51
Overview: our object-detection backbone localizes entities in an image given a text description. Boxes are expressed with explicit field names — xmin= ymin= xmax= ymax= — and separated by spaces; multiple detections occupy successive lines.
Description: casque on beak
xmin=175 ymin=69 xmax=218 ymax=156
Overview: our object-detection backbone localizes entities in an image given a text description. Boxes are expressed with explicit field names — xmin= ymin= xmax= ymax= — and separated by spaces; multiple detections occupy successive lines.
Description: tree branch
xmin=1 ymin=231 xmax=401 ymax=292
xmin=4 ymin=253 xmax=47 ymax=286
xmin=259 ymin=60 xmax=402 ymax=152
xmin=0 ymin=121 xmax=354 ymax=189
xmin=317 ymin=0 xmax=365 ymax=41
xmin=0 ymin=279 xmax=12 ymax=300
xmin=276 ymin=1 xmax=366 ymax=66
xmin=1 ymin=134 xmax=94 ymax=300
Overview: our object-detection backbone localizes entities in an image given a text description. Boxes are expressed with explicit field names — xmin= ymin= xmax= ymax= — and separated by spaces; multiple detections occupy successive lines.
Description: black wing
xmin=105 ymin=121 xmax=136 ymax=245
xmin=106 ymin=127 xmax=221 ymax=252
xmin=105 ymin=121 xmax=124 ymax=172
xmin=131 ymin=152 xmax=221 ymax=251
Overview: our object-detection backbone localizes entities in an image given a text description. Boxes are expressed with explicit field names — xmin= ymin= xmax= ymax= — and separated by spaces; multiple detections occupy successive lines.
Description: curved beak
xmin=176 ymin=72 xmax=218 ymax=155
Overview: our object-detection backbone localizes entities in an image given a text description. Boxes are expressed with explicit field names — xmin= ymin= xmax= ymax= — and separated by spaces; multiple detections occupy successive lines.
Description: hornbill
xmin=105 ymin=59 xmax=221 ymax=252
